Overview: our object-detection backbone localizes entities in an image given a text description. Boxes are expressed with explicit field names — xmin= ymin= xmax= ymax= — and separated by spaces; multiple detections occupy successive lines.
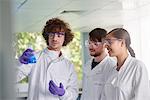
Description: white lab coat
xmin=101 ymin=55 xmax=150 ymax=100
xmin=17 ymin=48 xmax=78 ymax=100
xmin=81 ymin=56 xmax=116 ymax=100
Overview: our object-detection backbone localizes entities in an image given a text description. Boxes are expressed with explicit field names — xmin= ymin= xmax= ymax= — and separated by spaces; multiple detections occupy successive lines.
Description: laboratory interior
xmin=0 ymin=0 xmax=150 ymax=100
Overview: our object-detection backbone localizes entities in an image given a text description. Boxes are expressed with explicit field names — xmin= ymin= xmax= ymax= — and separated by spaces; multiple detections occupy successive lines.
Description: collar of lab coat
xmin=43 ymin=48 xmax=64 ymax=62
xmin=84 ymin=56 xmax=110 ymax=76
xmin=92 ymin=56 xmax=109 ymax=71
xmin=109 ymin=55 xmax=133 ymax=85
xmin=114 ymin=55 xmax=132 ymax=74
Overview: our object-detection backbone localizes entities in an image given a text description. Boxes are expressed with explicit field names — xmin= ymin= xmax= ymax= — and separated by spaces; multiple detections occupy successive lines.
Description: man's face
xmin=48 ymin=28 xmax=65 ymax=51
xmin=87 ymin=39 xmax=105 ymax=57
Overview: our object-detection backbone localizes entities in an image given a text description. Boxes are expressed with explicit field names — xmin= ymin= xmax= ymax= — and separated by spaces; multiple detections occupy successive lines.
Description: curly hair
xmin=42 ymin=18 xmax=74 ymax=46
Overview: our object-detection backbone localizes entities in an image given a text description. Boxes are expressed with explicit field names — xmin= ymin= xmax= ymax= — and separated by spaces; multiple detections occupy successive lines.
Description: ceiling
xmin=14 ymin=0 xmax=150 ymax=32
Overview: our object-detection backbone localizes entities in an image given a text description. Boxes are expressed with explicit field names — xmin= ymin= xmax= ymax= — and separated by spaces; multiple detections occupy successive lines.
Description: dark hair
xmin=42 ymin=18 xmax=74 ymax=46
xmin=108 ymin=28 xmax=135 ymax=57
xmin=89 ymin=28 xmax=107 ymax=42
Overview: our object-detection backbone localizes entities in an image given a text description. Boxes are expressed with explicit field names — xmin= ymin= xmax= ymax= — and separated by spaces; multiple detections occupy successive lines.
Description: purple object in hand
xmin=19 ymin=48 xmax=35 ymax=64
xmin=49 ymin=80 xmax=65 ymax=96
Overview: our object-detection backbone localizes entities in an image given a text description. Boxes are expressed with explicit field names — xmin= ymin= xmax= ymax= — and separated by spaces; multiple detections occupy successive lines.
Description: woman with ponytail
xmin=100 ymin=28 xmax=150 ymax=100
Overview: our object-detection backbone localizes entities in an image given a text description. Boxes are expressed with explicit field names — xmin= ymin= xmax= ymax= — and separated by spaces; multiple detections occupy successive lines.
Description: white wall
xmin=0 ymin=0 xmax=16 ymax=99
xmin=123 ymin=4 xmax=150 ymax=79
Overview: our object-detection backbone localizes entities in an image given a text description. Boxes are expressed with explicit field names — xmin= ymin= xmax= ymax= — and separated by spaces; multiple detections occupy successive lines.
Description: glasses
xmin=85 ymin=40 xmax=103 ymax=47
xmin=46 ymin=32 xmax=65 ymax=38
xmin=104 ymin=38 xmax=122 ymax=45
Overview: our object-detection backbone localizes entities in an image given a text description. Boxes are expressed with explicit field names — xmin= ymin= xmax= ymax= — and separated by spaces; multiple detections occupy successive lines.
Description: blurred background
xmin=1 ymin=0 xmax=150 ymax=100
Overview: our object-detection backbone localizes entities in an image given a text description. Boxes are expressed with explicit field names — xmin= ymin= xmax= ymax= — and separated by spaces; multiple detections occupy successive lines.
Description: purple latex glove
xmin=49 ymin=80 xmax=65 ymax=96
xmin=19 ymin=48 xmax=34 ymax=64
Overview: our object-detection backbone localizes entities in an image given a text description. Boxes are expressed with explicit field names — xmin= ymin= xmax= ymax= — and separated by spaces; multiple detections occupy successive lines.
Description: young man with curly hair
xmin=17 ymin=18 xmax=78 ymax=100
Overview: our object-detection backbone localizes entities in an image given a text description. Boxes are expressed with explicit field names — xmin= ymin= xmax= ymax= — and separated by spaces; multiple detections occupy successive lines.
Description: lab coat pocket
xmin=119 ymin=83 xmax=132 ymax=97
xmin=93 ymin=72 xmax=105 ymax=85
xmin=94 ymin=81 xmax=105 ymax=99
xmin=101 ymin=83 xmax=117 ymax=100
xmin=93 ymin=73 xmax=105 ymax=98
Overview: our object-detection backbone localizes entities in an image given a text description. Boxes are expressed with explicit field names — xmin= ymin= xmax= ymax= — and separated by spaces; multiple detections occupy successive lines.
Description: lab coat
xmin=81 ymin=56 xmax=116 ymax=100
xmin=17 ymin=48 xmax=78 ymax=100
xmin=101 ymin=55 xmax=150 ymax=100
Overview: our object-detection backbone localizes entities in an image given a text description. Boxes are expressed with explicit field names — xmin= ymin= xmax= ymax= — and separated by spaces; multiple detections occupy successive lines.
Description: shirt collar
xmin=43 ymin=48 xmax=63 ymax=61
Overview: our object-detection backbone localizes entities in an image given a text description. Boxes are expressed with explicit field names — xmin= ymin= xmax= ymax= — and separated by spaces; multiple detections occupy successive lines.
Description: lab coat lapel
xmin=91 ymin=56 xmax=109 ymax=76
xmin=43 ymin=48 xmax=64 ymax=70
xmin=118 ymin=55 xmax=132 ymax=74
xmin=84 ymin=56 xmax=109 ymax=76
xmin=107 ymin=55 xmax=132 ymax=86
xmin=117 ymin=55 xmax=132 ymax=83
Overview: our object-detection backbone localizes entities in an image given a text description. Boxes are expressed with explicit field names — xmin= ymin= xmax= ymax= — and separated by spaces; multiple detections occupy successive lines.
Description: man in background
xmin=81 ymin=28 xmax=116 ymax=100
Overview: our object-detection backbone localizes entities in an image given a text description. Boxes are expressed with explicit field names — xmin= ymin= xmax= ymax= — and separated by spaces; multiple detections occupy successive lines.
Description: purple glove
xmin=19 ymin=48 xmax=35 ymax=64
xmin=49 ymin=80 xmax=65 ymax=96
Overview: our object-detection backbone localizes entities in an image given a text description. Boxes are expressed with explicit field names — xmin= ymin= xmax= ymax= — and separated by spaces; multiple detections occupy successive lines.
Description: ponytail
xmin=127 ymin=46 xmax=135 ymax=57
xmin=108 ymin=28 xmax=136 ymax=58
